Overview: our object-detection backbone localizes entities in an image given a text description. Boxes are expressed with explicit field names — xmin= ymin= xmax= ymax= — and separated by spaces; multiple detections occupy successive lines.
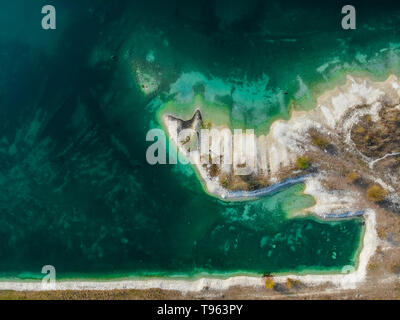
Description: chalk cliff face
xmin=162 ymin=75 xmax=400 ymax=215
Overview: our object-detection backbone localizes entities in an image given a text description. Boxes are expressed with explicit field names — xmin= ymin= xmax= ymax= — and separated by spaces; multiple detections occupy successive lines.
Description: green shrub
xmin=296 ymin=156 xmax=310 ymax=170
xmin=311 ymin=135 xmax=329 ymax=150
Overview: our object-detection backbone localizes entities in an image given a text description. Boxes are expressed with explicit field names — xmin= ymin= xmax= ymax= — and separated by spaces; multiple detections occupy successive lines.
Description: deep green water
xmin=1 ymin=0 xmax=399 ymax=280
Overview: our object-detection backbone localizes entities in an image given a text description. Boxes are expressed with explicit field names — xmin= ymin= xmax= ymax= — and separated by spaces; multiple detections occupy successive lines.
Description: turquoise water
xmin=2 ymin=0 xmax=400 ymax=280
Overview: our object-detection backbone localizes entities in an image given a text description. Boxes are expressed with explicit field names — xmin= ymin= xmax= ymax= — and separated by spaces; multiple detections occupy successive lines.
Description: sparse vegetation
xmin=264 ymin=278 xmax=276 ymax=290
xmin=219 ymin=173 xmax=231 ymax=188
xmin=353 ymin=125 xmax=365 ymax=134
xmin=248 ymin=180 xmax=261 ymax=190
xmin=209 ymin=164 xmax=220 ymax=177
xmin=296 ymin=156 xmax=310 ymax=170
xmin=0 ymin=288 xmax=185 ymax=300
xmin=311 ymin=134 xmax=329 ymax=150
xmin=286 ymin=278 xmax=301 ymax=290
xmin=377 ymin=227 xmax=387 ymax=239
xmin=366 ymin=184 xmax=388 ymax=202
xmin=368 ymin=263 xmax=376 ymax=271
xmin=390 ymin=263 xmax=400 ymax=275
xmin=351 ymin=109 xmax=400 ymax=158
xmin=228 ymin=176 xmax=250 ymax=191
xmin=202 ymin=121 xmax=212 ymax=130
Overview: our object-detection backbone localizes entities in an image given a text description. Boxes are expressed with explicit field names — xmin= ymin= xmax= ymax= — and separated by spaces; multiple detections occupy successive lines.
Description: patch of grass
xmin=366 ymin=184 xmax=388 ymax=202
xmin=296 ymin=156 xmax=310 ymax=170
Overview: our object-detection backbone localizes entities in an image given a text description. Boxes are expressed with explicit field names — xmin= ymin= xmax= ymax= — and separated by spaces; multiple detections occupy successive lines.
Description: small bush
xmin=286 ymin=278 xmax=302 ymax=290
xmin=296 ymin=156 xmax=310 ymax=170
xmin=202 ymin=121 xmax=212 ymax=130
xmin=209 ymin=164 xmax=220 ymax=177
xmin=347 ymin=172 xmax=360 ymax=183
xmin=368 ymin=263 xmax=376 ymax=271
xmin=264 ymin=278 xmax=275 ymax=290
xmin=311 ymin=135 xmax=329 ymax=150
xmin=367 ymin=185 xmax=388 ymax=202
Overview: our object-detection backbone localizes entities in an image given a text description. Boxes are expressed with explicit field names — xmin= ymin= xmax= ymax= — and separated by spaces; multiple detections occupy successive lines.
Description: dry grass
xmin=0 ymin=288 xmax=185 ymax=300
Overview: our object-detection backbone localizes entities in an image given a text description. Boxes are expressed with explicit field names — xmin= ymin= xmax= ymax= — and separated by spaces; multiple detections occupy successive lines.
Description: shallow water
xmin=1 ymin=0 xmax=398 ymax=280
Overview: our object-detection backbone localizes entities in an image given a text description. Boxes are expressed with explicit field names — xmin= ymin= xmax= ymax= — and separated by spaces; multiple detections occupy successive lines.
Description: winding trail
xmin=369 ymin=152 xmax=400 ymax=168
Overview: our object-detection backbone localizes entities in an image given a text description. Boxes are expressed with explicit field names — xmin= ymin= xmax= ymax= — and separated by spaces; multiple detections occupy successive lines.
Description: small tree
xmin=367 ymin=185 xmax=388 ymax=202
